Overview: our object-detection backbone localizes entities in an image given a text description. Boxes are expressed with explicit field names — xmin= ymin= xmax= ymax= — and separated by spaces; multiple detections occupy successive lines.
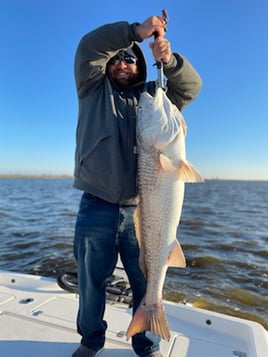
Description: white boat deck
xmin=0 ymin=270 xmax=267 ymax=357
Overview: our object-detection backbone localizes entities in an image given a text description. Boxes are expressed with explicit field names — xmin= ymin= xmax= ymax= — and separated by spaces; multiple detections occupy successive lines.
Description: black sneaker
xmin=72 ymin=345 xmax=103 ymax=357
xmin=141 ymin=352 xmax=163 ymax=357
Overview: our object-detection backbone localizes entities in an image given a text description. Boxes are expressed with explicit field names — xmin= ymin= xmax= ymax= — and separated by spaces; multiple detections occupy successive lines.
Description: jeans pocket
xmin=79 ymin=192 xmax=95 ymax=213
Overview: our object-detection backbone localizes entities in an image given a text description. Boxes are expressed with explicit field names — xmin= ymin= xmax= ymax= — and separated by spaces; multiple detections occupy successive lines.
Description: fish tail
xmin=126 ymin=300 xmax=170 ymax=341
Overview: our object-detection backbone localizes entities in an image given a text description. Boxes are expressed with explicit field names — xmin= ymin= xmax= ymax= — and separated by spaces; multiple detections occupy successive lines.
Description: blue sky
xmin=1 ymin=0 xmax=267 ymax=180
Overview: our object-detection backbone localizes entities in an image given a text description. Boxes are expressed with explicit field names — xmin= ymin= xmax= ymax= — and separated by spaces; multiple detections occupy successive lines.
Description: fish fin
xmin=167 ymin=240 xmax=186 ymax=268
xmin=133 ymin=207 xmax=142 ymax=247
xmin=177 ymin=160 xmax=204 ymax=183
xmin=139 ymin=249 xmax=147 ymax=278
xmin=126 ymin=300 xmax=170 ymax=341
xmin=180 ymin=116 xmax=187 ymax=137
xmin=133 ymin=207 xmax=147 ymax=278
xmin=159 ymin=153 xmax=177 ymax=172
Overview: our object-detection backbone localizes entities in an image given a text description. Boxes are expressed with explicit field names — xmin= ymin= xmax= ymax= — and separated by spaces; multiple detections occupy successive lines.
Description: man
xmin=72 ymin=15 xmax=202 ymax=357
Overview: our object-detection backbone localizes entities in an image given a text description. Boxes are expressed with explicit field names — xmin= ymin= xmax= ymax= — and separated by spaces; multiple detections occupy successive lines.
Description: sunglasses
xmin=109 ymin=54 xmax=137 ymax=65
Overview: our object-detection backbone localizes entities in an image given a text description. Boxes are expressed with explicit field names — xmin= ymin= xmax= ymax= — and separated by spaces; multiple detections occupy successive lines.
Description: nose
xmin=117 ymin=59 xmax=128 ymax=68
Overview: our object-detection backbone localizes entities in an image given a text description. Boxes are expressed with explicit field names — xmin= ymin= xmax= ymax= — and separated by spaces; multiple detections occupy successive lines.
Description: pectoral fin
xmin=177 ymin=160 xmax=204 ymax=183
xmin=159 ymin=153 xmax=177 ymax=172
xmin=159 ymin=155 xmax=203 ymax=183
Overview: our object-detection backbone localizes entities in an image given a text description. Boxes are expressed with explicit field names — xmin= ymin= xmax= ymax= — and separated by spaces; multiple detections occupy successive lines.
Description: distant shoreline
xmin=0 ymin=174 xmax=73 ymax=179
xmin=0 ymin=174 xmax=267 ymax=182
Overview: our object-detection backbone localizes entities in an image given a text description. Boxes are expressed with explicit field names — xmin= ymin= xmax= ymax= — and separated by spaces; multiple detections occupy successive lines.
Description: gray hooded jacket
xmin=73 ymin=21 xmax=202 ymax=204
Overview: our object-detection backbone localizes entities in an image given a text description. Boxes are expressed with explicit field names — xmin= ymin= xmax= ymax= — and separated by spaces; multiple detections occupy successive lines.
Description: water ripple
xmin=0 ymin=178 xmax=267 ymax=330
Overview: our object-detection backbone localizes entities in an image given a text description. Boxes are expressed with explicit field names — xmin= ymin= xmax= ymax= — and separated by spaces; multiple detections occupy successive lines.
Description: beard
xmin=109 ymin=68 xmax=139 ymax=90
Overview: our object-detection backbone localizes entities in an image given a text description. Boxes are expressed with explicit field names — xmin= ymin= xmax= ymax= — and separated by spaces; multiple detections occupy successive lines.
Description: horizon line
xmin=0 ymin=173 xmax=267 ymax=182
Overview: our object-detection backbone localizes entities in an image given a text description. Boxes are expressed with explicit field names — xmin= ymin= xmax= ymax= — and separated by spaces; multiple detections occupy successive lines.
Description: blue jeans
xmin=73 ymin=192 xmax=160 ymax=356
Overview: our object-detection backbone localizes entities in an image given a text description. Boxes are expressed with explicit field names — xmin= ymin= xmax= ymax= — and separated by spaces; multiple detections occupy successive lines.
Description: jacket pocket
xmin=78 ymin=135 xmax=123 ymax=192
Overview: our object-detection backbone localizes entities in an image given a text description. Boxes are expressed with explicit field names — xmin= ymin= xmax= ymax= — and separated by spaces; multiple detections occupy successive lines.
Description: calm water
xmin=0 ymin=178 xmax=267 ymax=330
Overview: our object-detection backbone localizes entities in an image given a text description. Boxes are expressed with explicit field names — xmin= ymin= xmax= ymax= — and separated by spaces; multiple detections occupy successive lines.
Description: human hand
xmin=149 ymin=37 xmax=172 ymax=64
xmin=135 ymin=16 xmax=166 ymax=40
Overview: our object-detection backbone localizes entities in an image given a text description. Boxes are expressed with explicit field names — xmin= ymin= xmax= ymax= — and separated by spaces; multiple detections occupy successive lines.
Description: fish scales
xmin=138 ymin=149 xmax=184 ymax=306
xmin=126 ymin=88 xmax=203 ymax=341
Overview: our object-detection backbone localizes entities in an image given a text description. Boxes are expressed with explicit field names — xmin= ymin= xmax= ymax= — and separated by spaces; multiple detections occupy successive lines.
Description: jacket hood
xmin=131 ymin=42 xmax=147 ymax=84
xmin=107 ymin=43 xmax=147 ymax=87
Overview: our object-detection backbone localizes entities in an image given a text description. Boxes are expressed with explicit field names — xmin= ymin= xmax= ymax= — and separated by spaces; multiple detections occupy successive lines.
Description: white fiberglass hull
xmin=0 ymin=270 xmax=267 ymax=357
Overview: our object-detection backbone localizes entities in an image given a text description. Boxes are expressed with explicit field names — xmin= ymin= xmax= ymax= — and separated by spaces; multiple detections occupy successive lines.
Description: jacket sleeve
xmin=74 ymin=22 xmax=141 ymax=98
xmin=164 ymin=53 xmax=202 ymax=110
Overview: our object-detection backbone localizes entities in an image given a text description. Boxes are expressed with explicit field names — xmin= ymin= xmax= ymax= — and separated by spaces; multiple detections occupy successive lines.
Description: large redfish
xmin=126 ymin=87 xmax=203 ymax=341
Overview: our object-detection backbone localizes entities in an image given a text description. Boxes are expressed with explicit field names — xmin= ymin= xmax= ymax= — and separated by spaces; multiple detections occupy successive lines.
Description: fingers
xmin=151 ymin=37 xmax=172 ymax=63
xmin=152 ymin=16 xmax=166 ymax=38
xmin=136 ymin=15 xmax=172 ymax=64
xmin=136 ymin=16 xmax=166 ymax=40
